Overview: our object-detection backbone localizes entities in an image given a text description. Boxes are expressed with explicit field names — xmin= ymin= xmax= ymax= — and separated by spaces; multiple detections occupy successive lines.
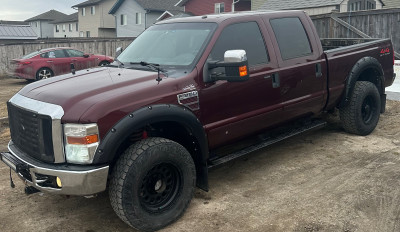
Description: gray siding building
xmin=109 ymin=0 xmax=183 ymax=37
xmin=25 ymin=10 xmax=68 ymax=38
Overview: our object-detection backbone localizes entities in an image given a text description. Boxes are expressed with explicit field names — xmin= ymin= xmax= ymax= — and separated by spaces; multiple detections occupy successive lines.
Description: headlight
xmin=64 ymin=123 xmax=99 ymax=164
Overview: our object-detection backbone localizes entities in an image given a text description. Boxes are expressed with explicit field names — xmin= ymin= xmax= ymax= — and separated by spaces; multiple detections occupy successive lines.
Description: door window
xmin=209 ymin=21 xmax=269 ymax=66
xmin=270 ymin=17 xmax=312 ymax=60
xmin=66 ymin=49 xmax=84 ymax=57
xmin=41 ymin=50 xmax=67 ymax=58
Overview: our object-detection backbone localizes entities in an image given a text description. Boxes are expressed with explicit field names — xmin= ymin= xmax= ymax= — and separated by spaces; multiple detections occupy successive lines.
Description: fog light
xmin=56 ymin=177 xmax=62 ymax=187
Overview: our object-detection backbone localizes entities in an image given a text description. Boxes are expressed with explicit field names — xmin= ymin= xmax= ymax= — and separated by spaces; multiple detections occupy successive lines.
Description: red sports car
xmin=11 ymin=47 xmax=114 ymax=81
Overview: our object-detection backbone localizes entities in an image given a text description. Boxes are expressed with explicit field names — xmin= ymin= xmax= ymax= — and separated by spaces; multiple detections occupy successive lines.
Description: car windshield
xmin=22 ymin=51 xmax=41 ymax=59
xmin=118 ymin=22 xmax=217 ymax=67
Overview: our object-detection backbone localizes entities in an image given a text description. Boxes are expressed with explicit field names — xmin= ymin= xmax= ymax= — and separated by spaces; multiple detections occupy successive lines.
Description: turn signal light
xmin=239 ymin=65 xmax=248 ymax=77
xmin=67 ymin=134 xmax=99 ymax=145
xmin=56 ymin=177 xmax=62 ymax=187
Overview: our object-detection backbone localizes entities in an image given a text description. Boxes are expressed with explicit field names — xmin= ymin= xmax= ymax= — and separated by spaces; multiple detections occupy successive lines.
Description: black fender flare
xmin=93 ymin=104 xmax=210 ymax=191
xmin=340 ymin=56 xmax=385 ymax=108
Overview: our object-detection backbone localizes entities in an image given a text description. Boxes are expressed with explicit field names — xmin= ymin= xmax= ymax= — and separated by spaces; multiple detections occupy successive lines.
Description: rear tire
xmin=99 ymin=61 xmax=110 ymax=67
xmin=109 ymin=137 xmax=196 ymax=231
xmin=36 ymin=68 xmax=53 ymax=81
xmin=339 ymin=81 xmax=381 ymax=135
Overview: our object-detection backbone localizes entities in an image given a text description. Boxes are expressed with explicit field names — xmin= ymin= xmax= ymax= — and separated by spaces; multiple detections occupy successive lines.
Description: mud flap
xmin=381 ymin=94 xmax=387 ymax=113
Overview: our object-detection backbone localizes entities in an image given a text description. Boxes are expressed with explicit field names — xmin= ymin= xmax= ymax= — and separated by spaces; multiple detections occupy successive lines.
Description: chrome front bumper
xmin=1 ymin=141 xmax=109 ymax=196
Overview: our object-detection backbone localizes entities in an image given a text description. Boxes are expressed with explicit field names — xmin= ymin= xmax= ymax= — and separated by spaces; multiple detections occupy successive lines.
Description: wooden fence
xmin=311 ymin=8 xmax=400 ymax=56
xmin=0 ymin=37 xmax=135 ymax=76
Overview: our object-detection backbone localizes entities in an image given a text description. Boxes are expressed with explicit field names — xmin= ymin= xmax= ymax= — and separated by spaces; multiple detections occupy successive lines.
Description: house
xmin=109 ymin=0 xmax=183 ymax=37
xmin=72 ymin=0 xmax=117 ymax=38
xmin=25 ymin=10 xmax=68 ymax=38
xmin=51 ymin=13 xmax=79 ymax=38
xmin=256 ymin=0 xmax=384 ymax=15
xmin=175 ymin=0 xmax=251 ymax=16
xmin=381 ymin=0 xmax=400 ymax=8
xmin=0 ymin=24 xmax=38 ymax=44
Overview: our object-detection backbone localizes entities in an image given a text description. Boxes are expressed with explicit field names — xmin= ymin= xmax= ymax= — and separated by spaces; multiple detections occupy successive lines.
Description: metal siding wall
xmin=115 ymin=0 xmax=146 ymax=37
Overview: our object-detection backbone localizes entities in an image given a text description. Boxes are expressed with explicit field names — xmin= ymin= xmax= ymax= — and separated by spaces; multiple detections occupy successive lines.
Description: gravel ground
xmin=1 ymin=77 xmax=400 ymax=231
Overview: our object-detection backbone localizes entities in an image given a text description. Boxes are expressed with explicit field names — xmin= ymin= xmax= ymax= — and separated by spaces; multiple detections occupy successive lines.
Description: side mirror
xmin=207 ymin=50 xmax=249 ymax=82
xmin=116 ymin=47 xmax=123 ymax=57
xmin=83 ymin=54 xmax=90 ymax=58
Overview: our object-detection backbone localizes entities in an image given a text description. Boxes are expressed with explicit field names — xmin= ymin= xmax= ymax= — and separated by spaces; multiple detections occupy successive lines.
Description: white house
xmin=109 ymin=0 xmax=183 ymax=37
xmin=52 ymin=13 xmax=79 ymax=38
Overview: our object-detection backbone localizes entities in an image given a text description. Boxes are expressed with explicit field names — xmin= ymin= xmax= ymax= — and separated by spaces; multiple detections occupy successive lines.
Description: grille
xmin=7 ymin=102 xmax=55 ymax=163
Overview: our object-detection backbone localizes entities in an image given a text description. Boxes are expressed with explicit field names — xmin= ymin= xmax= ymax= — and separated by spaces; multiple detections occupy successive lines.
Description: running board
xmin=208 ymin=119 xmax=327 ymax=169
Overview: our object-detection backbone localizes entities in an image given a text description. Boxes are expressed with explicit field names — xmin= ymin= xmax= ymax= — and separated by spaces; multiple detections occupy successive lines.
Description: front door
xmin=199 ymin=20 xmax=282 ymax=149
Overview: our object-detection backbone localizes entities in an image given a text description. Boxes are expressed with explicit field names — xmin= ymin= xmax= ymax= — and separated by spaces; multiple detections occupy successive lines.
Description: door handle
xmin=272 ymin=73 xmax=280 ymax=88
xmin=316 ymin=63 xmax=322 ymax=78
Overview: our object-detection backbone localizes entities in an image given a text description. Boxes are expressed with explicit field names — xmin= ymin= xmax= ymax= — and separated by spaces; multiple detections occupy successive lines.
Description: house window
xmin=91 ymin=6 xmax=95 ymax=15
xmin=56 ymin=25 xmax=60 ymax=33
xmin=76 ymin=23 xmax=79 ymax=31
xmin=69 ymin=24 xmax=73 ymax=32
xmin=36 ymin=22 xmax=39 ymax=27
xmin=215 ymin=3 xmax=225 ymax=13
xmin=82 ymin=8 xmax=86 ymax=16
xmin=136 ymin=12 xmax=141 ymax=25
xmin=121 ymin=14 xmax=127 ymax=25
xmin=86 ymin=31 xmax=90 ymax=37
xmin=348 ymin=0 xmax=376 ymax=12
xmin=62 ymin=24 xmax=66 ymax=32
xmin=80 ymin=31 xmax=84 ymax=37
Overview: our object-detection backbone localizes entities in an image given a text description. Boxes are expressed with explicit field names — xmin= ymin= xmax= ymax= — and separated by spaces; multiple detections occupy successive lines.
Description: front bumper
xmin=1 ymin=141 xmax=109 ymax=196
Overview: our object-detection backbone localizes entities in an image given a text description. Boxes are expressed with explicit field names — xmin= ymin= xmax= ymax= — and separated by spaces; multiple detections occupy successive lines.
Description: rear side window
xmin=209 ymin=22 xmax=269 ymax=66
xmin=66 ymin=49 xmax=84 ymax=57
xmin=42 ymin=50 xmax=67 ymax=58
xmin=270 ymin=17 xmax=312 ymax=60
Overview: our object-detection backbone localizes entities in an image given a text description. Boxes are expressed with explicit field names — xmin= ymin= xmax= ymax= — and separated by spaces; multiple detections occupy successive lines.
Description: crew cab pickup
xmin=1 ymin=11 xmax=395 ymax=231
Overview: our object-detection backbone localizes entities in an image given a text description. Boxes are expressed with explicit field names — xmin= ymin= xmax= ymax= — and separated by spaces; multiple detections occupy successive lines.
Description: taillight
xmin=20 ymin=61 xmax=32 ymax=65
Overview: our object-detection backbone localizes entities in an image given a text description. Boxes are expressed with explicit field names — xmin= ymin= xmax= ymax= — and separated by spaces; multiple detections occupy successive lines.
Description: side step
xmin=208 ymin=119 xmax=327 ymax=169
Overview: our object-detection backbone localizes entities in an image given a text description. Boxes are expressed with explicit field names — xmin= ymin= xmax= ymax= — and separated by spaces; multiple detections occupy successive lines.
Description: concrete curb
xmin=0 ymin=117 xmax=8 ymax=123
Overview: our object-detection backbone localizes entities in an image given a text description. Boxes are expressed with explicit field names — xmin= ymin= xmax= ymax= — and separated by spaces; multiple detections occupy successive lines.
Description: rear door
xmin=262 ymin=13 xmax=327 ymax=120
xmin=200 ymin=19 xmax=282 ymax=149
xmin=44 ymin=49 xmax=71 ymax=76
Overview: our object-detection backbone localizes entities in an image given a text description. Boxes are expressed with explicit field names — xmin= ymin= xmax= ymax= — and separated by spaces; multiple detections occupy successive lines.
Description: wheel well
xmin=110 ymin=121 xmax=202 ymax=177
xmin=357 ymin=66 xmax=383 ymax=94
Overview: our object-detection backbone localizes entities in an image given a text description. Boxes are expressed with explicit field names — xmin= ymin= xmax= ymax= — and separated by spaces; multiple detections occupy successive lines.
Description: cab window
xmin=209 ymin=21 xmax=269 ymax=66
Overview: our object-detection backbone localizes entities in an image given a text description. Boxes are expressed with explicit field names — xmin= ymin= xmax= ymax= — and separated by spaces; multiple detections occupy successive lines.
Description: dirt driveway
xmin=1 ymin=77 xmax=400 ymax=231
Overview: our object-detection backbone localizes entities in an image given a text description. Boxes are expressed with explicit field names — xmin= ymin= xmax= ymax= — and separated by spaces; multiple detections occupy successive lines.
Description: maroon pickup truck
xmin=1 ymin=11 xmax=395 ymax=231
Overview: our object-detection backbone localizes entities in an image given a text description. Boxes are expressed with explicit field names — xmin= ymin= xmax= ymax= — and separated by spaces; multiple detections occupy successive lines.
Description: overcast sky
xmin=0 ymin=0 xmax=87 ymax=21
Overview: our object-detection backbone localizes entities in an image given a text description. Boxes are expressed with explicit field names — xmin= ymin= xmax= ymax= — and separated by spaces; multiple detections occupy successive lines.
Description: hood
xmin=18 ymin=67 xmax=192 ymax=127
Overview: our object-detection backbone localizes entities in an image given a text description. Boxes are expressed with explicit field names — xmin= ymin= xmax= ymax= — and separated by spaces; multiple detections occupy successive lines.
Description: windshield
xmin=118 ymin=22 xmax=217 ymax=67
xmin=22 ymin=51 xmax=40 ymax=59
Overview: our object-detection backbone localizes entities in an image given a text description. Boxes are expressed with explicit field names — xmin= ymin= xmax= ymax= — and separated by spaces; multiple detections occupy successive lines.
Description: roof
xmin=109 ymin=0 xmax=183 ymax=14
xmin=25 ymin=10 xmax=68 ymax=22
xmin=50 ymin=13 xmax=79 ymax=24
xmin=0 ymin=25 xmax=38 ymax=40
xmin=382 ymin=0 xmax=400 ymax=8
xmin=258 ymin=0 xmax=344 ymax=11
xmin=175 ymin=0 xmax=189 ymax=7
xmin=72 ymin=0 xmax=103 ymax=8
xmin=156 ymin=10 xmax=192 ymax=21
xmin=0 ymin=20 xmax=29 ymax=25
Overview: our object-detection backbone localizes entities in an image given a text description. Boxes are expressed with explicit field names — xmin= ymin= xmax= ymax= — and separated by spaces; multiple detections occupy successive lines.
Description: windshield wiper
xmin=130 ymin=61 xmax=168 ymax=83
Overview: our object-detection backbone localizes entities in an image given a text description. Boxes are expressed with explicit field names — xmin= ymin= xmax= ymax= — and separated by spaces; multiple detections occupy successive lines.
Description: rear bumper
xmin=1 ymin=141 xmax=109 ymax=196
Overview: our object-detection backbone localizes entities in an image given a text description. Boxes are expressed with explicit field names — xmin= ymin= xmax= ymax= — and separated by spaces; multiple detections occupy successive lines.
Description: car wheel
xmin=36 ymin=68 xmax=53 ymax=81
xmin=109 ymin=137 xmax=196 ymax=231
xmin=99 ymin=61 xmax=110 ymax=67
xmin=339 ymin=81 xmax=381 ymax=135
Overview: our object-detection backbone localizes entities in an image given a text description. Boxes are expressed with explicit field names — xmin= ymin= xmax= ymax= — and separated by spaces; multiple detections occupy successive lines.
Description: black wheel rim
xmin=361 ymin=95 xmax=377 ymax=124
xmin=139 ymin=163 xmax=182 ymax=214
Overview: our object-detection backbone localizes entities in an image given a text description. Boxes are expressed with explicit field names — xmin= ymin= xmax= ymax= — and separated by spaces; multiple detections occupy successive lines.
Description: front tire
xmin=109 ymin=137 xmax=196 ymax=231
xmin=339 ymin=81 xmax=381 ymax=135
xmin=36 ymin=68 xmax=53 ymax=81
